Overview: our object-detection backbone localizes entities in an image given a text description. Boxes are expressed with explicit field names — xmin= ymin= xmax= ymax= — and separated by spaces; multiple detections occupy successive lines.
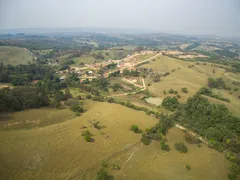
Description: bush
xmin=160 ymin=140 xmax=170 ymax=151
xmin=89 ymin=119 xmax=101 ymax=129
xmin=84 ymin=134 xmax=91 ymax=142
xmin=174 ymin=142 xmax=188 ymax=153
xmin=75 ymin=112 xmax=81 ymax=116
xmin=130 ymin=125 xmax=139 ymax=133
xmin=182 ymin=87 xmax=188 ymax=93
xmin=101 ymin=161 xmax=109 ymax=168
xmin=86 ymin=94 xmax=92 ymax=99
xmin=95 ymin=168 xmax=113 ymax=180
xmin=176 ymin=95 xmax=181 ymax=99
xmin=107 ymin=97 xmax=114 ymax=103
xmin=111 ymin=164 xmax=121 ymax=170
xmin=82 ymin=130 xmax=92 ymax=142
xmin=185 ymin=165 xmax=191 ymax=170
xmin=141 ymin=133 xmax=151 ymax=145
xmin=70 ymin=103 xmax=84 ymax=113
xmin=169 ymin=88 xmax=178 ymax=94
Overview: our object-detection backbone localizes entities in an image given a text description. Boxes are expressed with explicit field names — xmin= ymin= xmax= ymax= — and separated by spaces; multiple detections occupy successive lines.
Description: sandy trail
xmin=114 ymin=143 xmax=143 ymax=177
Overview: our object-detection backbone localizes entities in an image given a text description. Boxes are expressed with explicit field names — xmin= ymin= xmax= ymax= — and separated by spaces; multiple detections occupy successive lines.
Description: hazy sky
xmin=0 ymin=0 xmax=240 ymax=36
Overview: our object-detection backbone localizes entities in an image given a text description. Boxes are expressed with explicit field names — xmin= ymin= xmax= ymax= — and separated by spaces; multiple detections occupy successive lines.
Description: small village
xmin=57 ymin=51 xmax=161 ymax=83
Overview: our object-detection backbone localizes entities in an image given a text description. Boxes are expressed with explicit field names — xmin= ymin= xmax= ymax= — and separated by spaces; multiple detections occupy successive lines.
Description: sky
xmin=0 ymin=0 xmax=240 ymax=37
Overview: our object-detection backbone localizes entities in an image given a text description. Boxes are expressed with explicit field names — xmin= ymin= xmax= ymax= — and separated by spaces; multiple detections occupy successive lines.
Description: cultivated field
xmin=0 ymin=46 xmax=35 ymax=65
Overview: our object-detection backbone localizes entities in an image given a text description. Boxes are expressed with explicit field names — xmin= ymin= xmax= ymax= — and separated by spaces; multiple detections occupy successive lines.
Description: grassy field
xmin=0 ymin=102 xmax=157 ymax=180
xmin=104 ymin=127 xmax=230 ymax=180
xmin=142 ymin=56 xmax=240 ymax=113
xmin=0 ymin=46 xmax=34 ymax=65
xmin=0 ymin=108 xmax=76 ymax=130
xmin=135 ymin=52 xmax=157 ymax=61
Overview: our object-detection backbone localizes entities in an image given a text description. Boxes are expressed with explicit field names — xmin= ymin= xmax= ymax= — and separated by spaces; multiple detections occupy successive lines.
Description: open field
xmin=135 ymin=52 xmax=157 ymax=61
xmin=0 ymin=108 xmax=76 ymax=130
xmin=104 ymin=127 xmax=230 ymax=180
xmin=0 ymin=102 xmax=157 ymax=180
xmin=0 ymin=46 xmax=34 ymax=65
xmin=142 ymin=56 xmax=240 ymax=107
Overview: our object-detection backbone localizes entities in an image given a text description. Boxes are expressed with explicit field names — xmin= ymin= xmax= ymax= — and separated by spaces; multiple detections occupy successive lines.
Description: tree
xmin=141 ymin=133 xmax=151 ymax=145
xmin=162 ymin=97 xmax=179 ymax=111
xmin=130 ymin=125 xmax=139 ymax=133
xmin=153 ymin=73 xmax=160 ymax=82
xmin=160 ymin=140 xmax=170 ymax=151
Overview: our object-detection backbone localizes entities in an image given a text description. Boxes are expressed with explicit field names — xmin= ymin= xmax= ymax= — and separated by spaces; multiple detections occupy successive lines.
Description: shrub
xmin=111 ymin=164 xmax=121 ymax=170
xmin=89 ymin=119 xmax=101 ymax=129
xmin=70 ymin=103 xmax=84 ymax=113
xmin=95 ymin=168 xmax=113 ymax=180
xmin=84 ymin=134 xmax=91 ymax=142
xmin=174 ymin=142 xmax=188 ymax=153
xmin=169 ymin=88 xmax=178 ymax=94
xmin=82 ymin=130 xmax=92 ymax=142
xmin=86 ymin=94 xmax=92 ymax=99
xmin=75 ymin=112 xmax=81 ymax=116
xmin=101 ymin=161 xmax=109 ymax=168
xmin=176 ymin=95 xmax=181 ymax=99
xmin=130 ymin=125 xmax=139 ymax=133
xmin=185 ymin=165 xmax=191 ymax=170
xmin=182 ymin=87 xmax=188 ymax=93
xmin=169 ymin=88 xmax=174 ymax=94
xmin=141 ymin=133 xmax=151 ymax=145
xmin=107 ymin=97 xmax=114 ymax=103
xmin=160 ymin=140 xmax=170 ymax=151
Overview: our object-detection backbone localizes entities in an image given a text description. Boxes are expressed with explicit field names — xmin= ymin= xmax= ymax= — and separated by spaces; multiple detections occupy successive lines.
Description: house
xmin=32 ymin=80 xmax=39 ymax=85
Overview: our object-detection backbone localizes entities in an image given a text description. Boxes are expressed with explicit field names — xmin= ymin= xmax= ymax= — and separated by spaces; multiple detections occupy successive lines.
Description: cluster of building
xmin=57 ymin=51 xmax=157 ymax=82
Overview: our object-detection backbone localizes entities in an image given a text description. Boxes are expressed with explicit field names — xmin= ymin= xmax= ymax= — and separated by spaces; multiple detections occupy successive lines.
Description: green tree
xmin=162 ymin=97 xmax=179 ymax=111
xmin=130 ymin=125 xmax=139 ymax=133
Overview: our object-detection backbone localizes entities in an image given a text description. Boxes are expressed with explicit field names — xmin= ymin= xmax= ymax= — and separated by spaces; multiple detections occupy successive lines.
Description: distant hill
xmin=0 ymin=46 xmax=35 ymax=65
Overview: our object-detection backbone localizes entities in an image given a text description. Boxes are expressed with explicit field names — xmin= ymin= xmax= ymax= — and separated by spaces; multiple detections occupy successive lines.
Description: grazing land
xmin=106 ymin=128 xmax=230 ymax=180
xmin=0 ymin=32 xmax=239 ymax=180
xmin=0 ymin=46 xmax=35 ymax=65
xmin=0 ymin=102 xmax=157 ymax=180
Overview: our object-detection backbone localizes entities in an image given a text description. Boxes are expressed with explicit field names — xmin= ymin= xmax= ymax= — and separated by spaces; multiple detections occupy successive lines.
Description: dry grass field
xmin=0 ymin=102 xmax=157 ymax=180
xmin=142 ymin=56 xmax=240 ymax=115
xmin=0 ymin=46 xmax=34 ymax=65
xmin=0 ymin=108 xmax=76 ymax=130
xmin=105 ymin=127 xmax=230 ymax=180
